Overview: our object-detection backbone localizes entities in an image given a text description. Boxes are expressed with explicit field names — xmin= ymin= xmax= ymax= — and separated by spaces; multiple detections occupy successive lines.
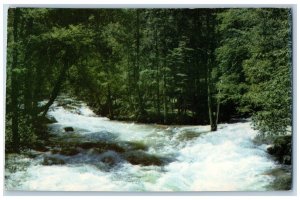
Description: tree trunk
xmin=41 ymin=59 xmax=70 ymax=117
xmin=24 ymin=62 xmax=33 ymax=116
xmin=135 ymin=9 xmax=145 ymax=119
xmin=215 ymin=87 xmax=221 ymax=126
xmin=11 ymin=8 xmax=21 ymax=153
xmin=163 ymin=81 xmax=167 ymax=123
xmin=163 ymin=59 xmax=167 ymax=124
xmin=23 ymin=18 xmax=34 ymax=118
xmin=206 ymin=11 xmax=218 ymax=132
xmin=207 ymin=67 xmax=217 ymax=131
xmin=155 ymin=25 xmax=161 ymax=116
xmin=107 ymin=85 xmax=114 ymax=120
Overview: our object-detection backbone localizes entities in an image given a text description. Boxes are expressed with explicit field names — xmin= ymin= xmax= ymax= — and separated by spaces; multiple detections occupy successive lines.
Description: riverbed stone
xmin=51 ymin=147 xmax=80 ymax=156
xmin=33 ymin=141 xmax=49 ymax=152
xmin=42 ymin=156 xmax=65 ymax=165
xmin=121 ymin=141 xmax=148 ymax=151
xmin=78 ymin=141 xmax=126 ymax=153
xmin=123 ymin=150 xmax=165 ymax=166
xmin=64 ymin=127 xmax=74 ymax=132
xmin=100 ymin=151 xmax=121 ymax=166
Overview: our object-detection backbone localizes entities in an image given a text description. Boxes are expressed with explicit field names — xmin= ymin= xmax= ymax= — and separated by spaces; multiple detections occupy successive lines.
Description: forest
xmin=5 ymin=8 xmax=292 ymax=153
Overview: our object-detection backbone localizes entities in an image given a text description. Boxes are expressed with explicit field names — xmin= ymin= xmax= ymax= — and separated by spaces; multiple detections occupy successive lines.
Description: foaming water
xmin=5 ymin=99 xmax=280 ymax=191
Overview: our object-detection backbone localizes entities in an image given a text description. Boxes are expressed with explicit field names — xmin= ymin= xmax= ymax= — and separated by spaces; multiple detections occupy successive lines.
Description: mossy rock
xmin=51 ymin=147 xmax=80 ymax=156
xmin=42 ymin=156 xmax=65 ymax=165
xmin=123 ymin=150 xmax=165 ymax=166
xmin=78 ymin=141 xmax=125 ymax=153
xmin=60 ymin=148 xmax=80 ymax=156
xmin=47 ymin=133 xmax=86 ymax=148
xmin=121 ymin=141 xmax=148 ymax=151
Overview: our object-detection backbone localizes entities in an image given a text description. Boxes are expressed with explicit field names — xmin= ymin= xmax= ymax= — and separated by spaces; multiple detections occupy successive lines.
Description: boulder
xmin=33 ymin=141 xmax=49 ymax=152
xmin=123 ymin=150 xmax=165 ymax=166
xmin=78 ymin=141 xmax=125 ymax=153
xmin=100 ymin=151 xmax=121 ymax=166
xmin=46 ymin=116 xmax=57 ymax=123
xmin=64 ymin=127 xmax=74 ymax=132
xmin=42 ymin=156 xmax=65 ymax=165
xmin=51 ymin=147 xmax=80 ymax=156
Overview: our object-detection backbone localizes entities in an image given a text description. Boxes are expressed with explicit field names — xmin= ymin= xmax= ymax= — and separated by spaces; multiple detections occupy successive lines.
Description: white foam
xmin=6 ymin=102 xmax=279 ymax=191
xmin=143 ymin=122 xmax=275 ymax=191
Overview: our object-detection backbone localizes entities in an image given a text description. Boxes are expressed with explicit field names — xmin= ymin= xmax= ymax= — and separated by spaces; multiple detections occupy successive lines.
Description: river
xmin=5 ymin=97 xmax=290 ymax=191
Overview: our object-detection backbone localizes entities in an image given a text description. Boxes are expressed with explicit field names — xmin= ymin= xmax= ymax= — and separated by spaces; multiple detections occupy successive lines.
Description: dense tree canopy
xmin=5 ymin=8 xmax=292 ymax=152
xmin=216 ymin=9 xmax=292 ymax=136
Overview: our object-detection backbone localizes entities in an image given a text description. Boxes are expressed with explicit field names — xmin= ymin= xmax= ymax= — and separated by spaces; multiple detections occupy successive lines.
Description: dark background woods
xmin=5 ymin=8 xmax=292 ymax=152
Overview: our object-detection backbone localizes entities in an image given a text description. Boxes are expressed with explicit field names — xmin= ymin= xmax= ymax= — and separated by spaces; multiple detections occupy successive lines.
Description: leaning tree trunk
xmin=41 ymin=59 xmax=70 ymax=117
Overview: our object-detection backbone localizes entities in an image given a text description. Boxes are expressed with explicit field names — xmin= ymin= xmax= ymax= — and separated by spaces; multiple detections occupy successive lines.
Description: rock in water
xmin=47 ymin=116 xmax=57 ymax=123
xmin=100 ymin=151 xmax=121 ymax=166
xmin=64 ymin=127 xmax=74 ymax=132
xmin=123 ymin=150 xmax=165 ymax=166
xmin=42 ymin=156 xmax=65 ymax=165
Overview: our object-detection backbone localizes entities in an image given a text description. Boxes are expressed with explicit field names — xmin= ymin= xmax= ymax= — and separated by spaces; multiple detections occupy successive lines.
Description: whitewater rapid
xmin=5 ymin=99 xmax=281 ymax=191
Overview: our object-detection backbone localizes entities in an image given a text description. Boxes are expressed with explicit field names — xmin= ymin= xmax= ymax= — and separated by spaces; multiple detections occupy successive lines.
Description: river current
xmin=5 ymin=98 xmax=286 ymax=191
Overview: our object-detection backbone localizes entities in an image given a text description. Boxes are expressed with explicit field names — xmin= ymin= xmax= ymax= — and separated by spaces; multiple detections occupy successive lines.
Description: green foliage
xmin=5 ymin=8 xmax=293 ymax=152
xmin=216 ymin=8 xmax=292 ymax=136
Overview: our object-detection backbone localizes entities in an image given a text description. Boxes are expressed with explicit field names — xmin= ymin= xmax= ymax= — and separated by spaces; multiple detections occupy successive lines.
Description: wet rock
xmin=86 ymin=148 xmax=99 ymax=155
xmin=123 ymin=150 xmax=165 ymax=166
xmin=51 ymin=147 xmax=80 ymax=156
xmin=64 ymin=127 xmax=74 ymax=132
xmin=121 ymin=141 xmax=148 ymax=151
xmin=78 ymin=142 xmax=125 ymax=153
xmin=267 ymin=135 xmax=292 ymax=165
xmin=33 ymin=141 xmax=49 ymax=152
xmin=24 ymin=150 xmax=43 ymax=159
xmin=100 ymin=151 xmax=121 ymax=166
xmin=85 ymin=131 xmax=118 ymax=142
xmin=42 ymin=156 xmax=65 ymax=165
xmin=47 ymin=116 xmax=57 ymax=123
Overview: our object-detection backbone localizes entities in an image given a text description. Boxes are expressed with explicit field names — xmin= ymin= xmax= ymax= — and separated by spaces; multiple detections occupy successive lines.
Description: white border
xmin=0 ymin=0 xmax=299 ymax=5
xmin=0 ymin=1 xmax=299 ymax=200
